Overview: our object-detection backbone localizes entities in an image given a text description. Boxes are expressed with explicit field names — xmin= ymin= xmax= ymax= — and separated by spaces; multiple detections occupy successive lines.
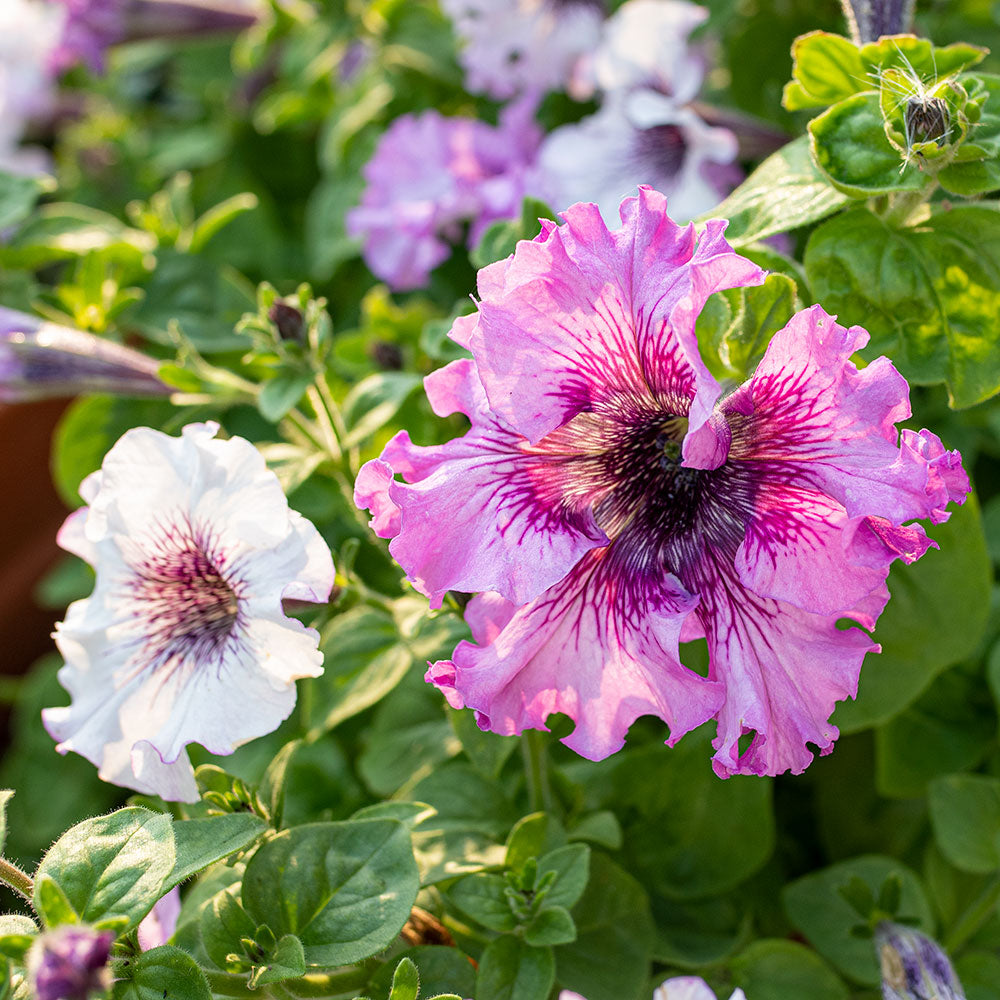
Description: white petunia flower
xmin=537 ymin=88 xmax=737 ymax=224
xmin=654 ymin=977 xmax=747 ymax=1000
xmin=43 ymin=422 xmax=335 ymax=802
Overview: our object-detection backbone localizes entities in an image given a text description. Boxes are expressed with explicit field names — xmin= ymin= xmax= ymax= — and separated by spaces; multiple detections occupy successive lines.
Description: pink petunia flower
xmin=441 ymin=0 xmax=603 ymax=100
xmin=355 ymin=187 xmax=968 ymax=778
xmin=347 ymin=101 xmax=543 ymax=291
xmin=44 ymin=422 xmax=334 ymax=802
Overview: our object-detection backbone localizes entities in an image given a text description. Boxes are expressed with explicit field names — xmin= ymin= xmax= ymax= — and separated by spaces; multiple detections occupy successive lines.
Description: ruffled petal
xmin=356 ymin=359 xmax=608 ymax=606
xmin=427 ymin=550 xmax=721 ymax=760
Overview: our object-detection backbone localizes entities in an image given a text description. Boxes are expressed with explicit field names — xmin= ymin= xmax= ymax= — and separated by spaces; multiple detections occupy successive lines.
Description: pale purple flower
xmin=875 ymin=923 xmax=965 ymax=1000
xmin=572 ymin=0 xmax=708 ymax=102
xmin=654 ymin=979 xmax=747 ymax=1000
xmin=537 ymin=89 xmax=738 ymax=223
xmin=48 ymin=0 xmax=125 ymax=74
xmin=0 ymin=0 xmax=61 ymax=173
xmin=0 ymin=306 xmax=170 ymax=401
xmin=355 ymin=188 xmax=968 ymax=778
xmin=347 ymin=101 xmax=542 ymax=291
xmin=44 ymin=422 xmax=335 ymax=802
xmin=137 ymin=886 xmax=181 ymax=950
xmin=441 ymin=0 xmax=604 ymax=99
xmin=26 ymin=926 xmax=115 ymax=1000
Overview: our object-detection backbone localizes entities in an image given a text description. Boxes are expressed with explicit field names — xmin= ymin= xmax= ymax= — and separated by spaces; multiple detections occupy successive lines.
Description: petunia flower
xmin=355 ymin=187 xmax=968 ymax=778
xmin=26 ymin=926 xmax=116 ymax=1000
xmin=137 ymin=886 xmax=182 ymax=951
xmin=654 ymin=978 xmax=747 ymax=1000
xmin=537 ymin=89 xmax=738 ymax=224
xmin=0 ymin=305 xmax=171 ymax=401
xmin=441 ymin=0 xmax=604 ymax=100
xmin=347 ymin=101 xmax=542 ymax=291
xmin=43 ymin=422 xmax=334 ymax=802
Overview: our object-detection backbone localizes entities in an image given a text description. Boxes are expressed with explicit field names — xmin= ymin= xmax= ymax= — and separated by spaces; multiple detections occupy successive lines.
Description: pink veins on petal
xmin=355 ymin=186 xmax=970 ymax=778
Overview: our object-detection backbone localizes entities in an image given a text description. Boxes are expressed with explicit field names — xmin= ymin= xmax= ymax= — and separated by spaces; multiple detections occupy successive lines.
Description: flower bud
xmin=25 ymin=926 xmax=116 ymax=1000
xmin=0 ymin=306 xmax=170 ymax=402
xmin=875 ymin=922 xmax=966 ymax=1000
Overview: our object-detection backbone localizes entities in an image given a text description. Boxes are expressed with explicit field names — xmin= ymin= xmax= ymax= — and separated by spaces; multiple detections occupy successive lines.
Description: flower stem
xmin=204 ymin=965 xmax=372 ymax=998
xmin=0 ymin=856 xmax=34 ymax=904
xmin=521 ymin=729 xmax=553 ymax=814
xmin=944 ymin=875 xmax=1000 ymax=955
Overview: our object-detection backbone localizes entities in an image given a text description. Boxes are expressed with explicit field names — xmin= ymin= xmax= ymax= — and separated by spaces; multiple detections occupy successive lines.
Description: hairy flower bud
xmin=26 ymin=926 xmax=115 ymax=1000
xmin=875 ymin=922 xmax=966 ymax=1000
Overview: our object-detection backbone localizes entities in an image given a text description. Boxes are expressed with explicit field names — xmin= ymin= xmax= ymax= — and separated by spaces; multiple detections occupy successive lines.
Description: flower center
xmin=129 ymin=519 xmax=241 ymax=671
xmin=634 ymin=123 xmax=687 ymax=180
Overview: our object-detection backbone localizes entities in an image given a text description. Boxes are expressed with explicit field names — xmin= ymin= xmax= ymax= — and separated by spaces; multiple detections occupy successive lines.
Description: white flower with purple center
xmin=441 ymin=0 xmax=604 ymax=99
xmin=43 ymin=422 xmax=334 ymax=802
xmin=355 ymin=188 xmax=969 ymax=778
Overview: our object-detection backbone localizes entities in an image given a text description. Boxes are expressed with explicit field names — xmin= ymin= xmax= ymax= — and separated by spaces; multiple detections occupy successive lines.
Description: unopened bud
xmin=0 ymin=306 xmax=170 ymax=402
xmin=268 ymin=301 xmax=305 ymax=343
xmin=875 ymin=922 xmax=965 ymax=1000
xmin=905 ymin=96 xmax=951 ymax=147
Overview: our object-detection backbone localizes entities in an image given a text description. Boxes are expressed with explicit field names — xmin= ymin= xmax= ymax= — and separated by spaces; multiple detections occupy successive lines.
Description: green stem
xmin=306 ymin=384 xmax=342 ymax=464
xmin=204 ymin=966 xmax=372 ymax=998
xmin=944 ymin=875 xmax=1000 ymax=954
xmin=0 ymin=676 xmax=23 ymax=705
xmin=0 ymin=856 xmax=34 ymax=905
xmin=521 ymin=729 xmax=553 ymax=814
xmin=880 ymin=181 xmax=937 ymax=228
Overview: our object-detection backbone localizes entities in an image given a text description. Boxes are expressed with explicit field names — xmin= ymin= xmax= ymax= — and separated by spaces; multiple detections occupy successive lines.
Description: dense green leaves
xmin=476 ymin=936 xmax=554 ymax=1000
xmin=241 ymin=819 xmax=419 ymax=967
xmin=929 ymin=775 xmax=1000 ymax=873
xmin=112 ymin=946 xmax=212 ymax=1000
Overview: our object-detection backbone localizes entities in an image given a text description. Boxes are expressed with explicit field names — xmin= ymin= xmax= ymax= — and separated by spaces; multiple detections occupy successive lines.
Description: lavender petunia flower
xmin=347 ymin=102 xmax=542 ymax=291
xmin=48 ymin=0 xmax=125 ymax=74
xmin=654 ymin=978 xmax=747 ymax=1000
xmin=43 ymin=422 xmax=335 ymax=802
xmin=537 ymin=89 xmax=738 ymax=224
xmin=356 ymin=188 xmax=968 ymax=778
xmin=137 ymin=886 xmax=181 ymax=950
xmin=26 ymin=926 xmax=115 ymax=1000
xmin=441 ymin=0 xmax=604 ymax=99
xmin=0 ymin=306 xmax=171 ymax=401
xmin=875 ymin=922 xmax=966 ymax=1000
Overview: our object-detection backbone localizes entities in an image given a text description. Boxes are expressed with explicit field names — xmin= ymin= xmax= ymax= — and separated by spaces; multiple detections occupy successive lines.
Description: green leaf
xmin=730 ymin=939 xmax=850 ymax=1000
xmin=250 ymin=934 xmax=307 ymax=987
xmin=928 ymin=774 xmax=1000 ymax=873
xmin=875 ymin=664 xmax=994 ymax=797
xmin=342 ymin=372 xmax=423 ymax=448
xmin=782 ymin=31 xmax=869 ymax=111
xmin=33 ymin=879 xmax=78 ymax=929
xmin=241 ymin=819 xmax=420 ymax=967
xmin=567 ymin=812 xmax=622 ymax=851
xmin=0 ymin=171 xmax=54 ymax=231
xmin=448 ymin=874 xmax=518 ymax=933
xmin=200 ymin=885 xmax=256 ymax=972
xmin=536 ymin=845 xmax=590 ymax=912
xmin=832 ymin=497 xmax=990 ymax=732
xmin=168 ymin=814 xmax=267 ymax=888
xmin=700 ymin=136 xmax=850 ymax=246
xmin=363 ymin=947 xmax=476 ymax=1000
xmin=939 ymin=73 xmax=1000 ymax=196
xmin=387 ymin=956 xmax=420 ymax=1000
xmin=783 ymin=856 xmax=933 ymax=985
xmin=955 ymin=952 xmax=1000 ymax=1000
xmin=476 ymin=937 xmax=554 ymax=1000
xmin=808 ymin=93 xmax=925 ymax=196
xmin=34 ymin=808 xmax=175 ymax=931
xmin=504 ymin=814 xmax=567 ymax=875
xmin=695 ymin=273 xmax=798 ymax=380
xmin=554 ymin=853 xmax=654 ymax=1000
xmin=0 ymin=917 xmax=37 ymax=962
xmin=651 ymin=895 xmax=750 ymax=967
xmin=858 ymin=36 xmax=986 ymax=81
xmin=258 ymin=370 xmax=315 ymax=422
xmin=449 ymin=706 xmax=519 ymax=780
xmin=112 ymin=945 xmax=212 ymax=1000
xmin=524 ymin=906 xmax=576 ymax=947
xmin=805 ymin=206 xmax=1000 ymax=406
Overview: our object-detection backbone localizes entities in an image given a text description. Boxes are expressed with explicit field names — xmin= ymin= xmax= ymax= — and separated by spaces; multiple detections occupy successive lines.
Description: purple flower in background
xmin=137 ymin=886 xmax=182 ymax=950
xmin=538 ymin=0 xmax=738 ymax=222
xmin=356 ymin=188 xmax=968 ymax=777
xmin=876 ymin=923 xmax=966 ymax=1000
xmin=48 ymin=0 xmax=125 ymax=74
xmin=347 ymin=100 xmax=542 ymax=291
xmin=26 ymin=926 xmax=115 ymax=1000
xmin=44 ymin=422 xmax=335 ymax=802
xmin=441 ymin=0 xmax=604 ymax=99
xmin=0 ymin=306 xmax=171 ymax=401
